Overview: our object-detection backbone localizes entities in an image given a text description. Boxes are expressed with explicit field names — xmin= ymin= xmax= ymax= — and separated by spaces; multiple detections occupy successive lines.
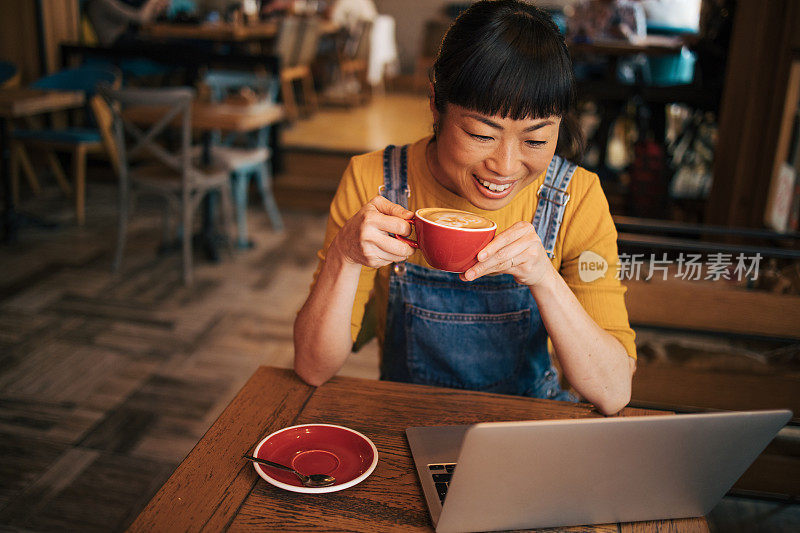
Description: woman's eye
xmin=525 ymin=140 xmax=547 ymax=147
xmin=468 ymin=132 xmax=493 ymax=141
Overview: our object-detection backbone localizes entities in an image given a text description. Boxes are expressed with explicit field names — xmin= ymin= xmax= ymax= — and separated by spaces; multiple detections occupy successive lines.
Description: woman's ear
xmin=429 ymin=83 xmax=440 ymax=134
xmin=428 ymin=83 xmax=438 ymax=118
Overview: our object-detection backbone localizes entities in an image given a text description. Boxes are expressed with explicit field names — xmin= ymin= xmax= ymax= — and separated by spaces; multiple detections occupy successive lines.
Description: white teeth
xmin=477 ymin=178 xmax=512 ymax=192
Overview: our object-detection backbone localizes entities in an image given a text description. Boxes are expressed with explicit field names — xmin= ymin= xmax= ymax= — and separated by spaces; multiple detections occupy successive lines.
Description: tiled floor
xmin=0 ymin=182 xmax=380 ymax=531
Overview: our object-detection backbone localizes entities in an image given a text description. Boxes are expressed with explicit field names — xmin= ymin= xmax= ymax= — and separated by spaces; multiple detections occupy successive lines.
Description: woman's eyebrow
xmin=523 ymin=121 xmax=554 ymax=132
xmin=465 ymin=114 xmax=503 ymax=129
xmin=464 ymin=113 xmax=554 ymax=132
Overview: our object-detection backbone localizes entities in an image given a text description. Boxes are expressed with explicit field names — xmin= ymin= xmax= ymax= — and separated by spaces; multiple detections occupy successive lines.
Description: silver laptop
xmin=406 ymin=409 xmax=792 ymax=532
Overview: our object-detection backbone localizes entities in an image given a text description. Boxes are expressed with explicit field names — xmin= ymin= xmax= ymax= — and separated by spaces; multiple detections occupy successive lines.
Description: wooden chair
xmin=101 ymin=86 xmax=235 ymax=286
xmin=276 ymin=16 xmax=321 ymax=121
xmin=202 ymin=69 xmax=284 ymax=246
xmin=324 ymin=20 xmax=372 ymax=107
xmin=1 ymin=60 xmax=37 ymax=204
xmin=10 ymin=66 xmax=120 ymax=225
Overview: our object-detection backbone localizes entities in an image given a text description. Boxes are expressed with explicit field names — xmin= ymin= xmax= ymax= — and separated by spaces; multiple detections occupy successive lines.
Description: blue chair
xmin=0 ymin=61 xmax=19 ymax=88
xmin=642 ymin=25 xmax=698 ymax=87
xmin=81 ymin=56 xmax=172 ymax=87
xmin=10 ymin=66 xmax=120 ymax=225
xmin=202 ymin=69 xmax=284 ymax=247
xmin=167 ymin=0 xmax=198 ymax=19
xmin=646 ymin=47 xmax=696 ymax=87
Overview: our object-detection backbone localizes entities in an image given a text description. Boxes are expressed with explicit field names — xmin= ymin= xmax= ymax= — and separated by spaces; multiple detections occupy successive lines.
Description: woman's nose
xmin=486 ymin=142 xmax=522 ymax=177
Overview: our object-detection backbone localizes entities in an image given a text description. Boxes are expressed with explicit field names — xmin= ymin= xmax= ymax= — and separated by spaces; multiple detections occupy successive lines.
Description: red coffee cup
xmin=396 ymin=208 xmax=496 ymax=273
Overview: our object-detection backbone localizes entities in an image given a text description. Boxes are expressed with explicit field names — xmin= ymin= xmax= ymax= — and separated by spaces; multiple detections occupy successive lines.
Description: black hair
xmin=432 ymin=0 xmax=584 ymax=159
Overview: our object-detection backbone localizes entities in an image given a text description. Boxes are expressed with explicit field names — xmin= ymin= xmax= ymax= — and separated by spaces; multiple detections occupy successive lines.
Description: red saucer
xmin=252 ymin=424 xmax=378 ymax=493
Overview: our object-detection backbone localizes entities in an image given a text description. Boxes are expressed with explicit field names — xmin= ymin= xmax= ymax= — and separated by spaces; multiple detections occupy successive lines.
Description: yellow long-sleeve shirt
xmin=312 ymin=136 xmax=637 ymax=359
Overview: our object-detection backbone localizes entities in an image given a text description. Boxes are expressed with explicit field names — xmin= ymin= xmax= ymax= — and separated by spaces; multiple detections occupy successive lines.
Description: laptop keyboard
xmin=428 ymin=463 xmax=457 ymax=503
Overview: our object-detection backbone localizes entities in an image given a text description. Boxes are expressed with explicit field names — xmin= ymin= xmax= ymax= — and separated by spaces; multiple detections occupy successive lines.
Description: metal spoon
xmin=243 ymin=454 xmax=336 ymax=487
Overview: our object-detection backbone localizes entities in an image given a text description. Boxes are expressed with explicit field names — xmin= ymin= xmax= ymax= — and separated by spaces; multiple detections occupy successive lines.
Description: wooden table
xmin=143 ymin=20 xmax=339 ymax=42
xmin=569 ymin=35 xmax=685 ymax=58
xmin=128 ymin=366 xmax=709 ymax=532
xmin=122 ymin=101 xmax=284 ymax=133
xmin=0 ymin=88 xmax=85 ymax=242
xmin=0 ymin=88 xmax=85 ymax=118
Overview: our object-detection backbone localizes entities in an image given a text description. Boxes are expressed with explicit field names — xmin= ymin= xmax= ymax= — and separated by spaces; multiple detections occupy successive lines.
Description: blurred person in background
xmin=566 ymin=0 xmax=646 ymax=43
xmin=85 ymin=0 xmax=171 ymax=45
xmin=329 ymin=0 xmax=377 ymax=29
xmin=565 ymin=0 xmax=648 ymax=83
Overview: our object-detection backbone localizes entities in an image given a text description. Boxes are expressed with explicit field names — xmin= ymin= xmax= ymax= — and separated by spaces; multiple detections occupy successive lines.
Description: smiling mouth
xmin=474 ymin=175 xmax=515 ymax=194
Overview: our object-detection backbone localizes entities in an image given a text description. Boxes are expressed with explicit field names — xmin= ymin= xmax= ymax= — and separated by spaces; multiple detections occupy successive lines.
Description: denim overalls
xmin=379 ymin=144 xmax=579 ymax=401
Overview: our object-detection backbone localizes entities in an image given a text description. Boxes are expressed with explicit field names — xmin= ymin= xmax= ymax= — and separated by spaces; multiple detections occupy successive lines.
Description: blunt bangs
xmin=433 ymin=2 xmax=574 ymax=120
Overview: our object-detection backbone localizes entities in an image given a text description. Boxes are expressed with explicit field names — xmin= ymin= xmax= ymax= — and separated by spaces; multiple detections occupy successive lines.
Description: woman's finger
xmin=362 ymin=205 xmax=413 ymax=236
xmin=374 ymin=251 xmax=409 ymax=265
xmin=465 ymin=239 xmax=529 ymax=280
xmin=460 ymin=256 xmax=518 ymax=282
xmin=386 ymin=253 xmax=412 ymax=263
xmin=361 ymin=224 xmax=414 ymax=256
xmin=375 ymin=232 xmax=415 ymax=258
xmin=358 ymin=239 xmax=411 ymax=267
xmin=476 ymin=222 xmax=535 ymax=261
xmin=373 ymin=212 xmax=414 ymax=237
xmin=370 ymin=195 xmax=414 ymax=220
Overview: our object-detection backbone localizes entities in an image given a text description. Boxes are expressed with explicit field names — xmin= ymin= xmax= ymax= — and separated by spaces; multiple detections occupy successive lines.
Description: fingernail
xmin=478 ymin=252 xmax=487 ymax=261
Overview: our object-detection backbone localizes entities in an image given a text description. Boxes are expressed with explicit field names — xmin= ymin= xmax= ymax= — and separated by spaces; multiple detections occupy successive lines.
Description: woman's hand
xmin=331 ymin=195 xmax=416 ymax=269
xmin=461 ymin=221 xmax=553 ymax=286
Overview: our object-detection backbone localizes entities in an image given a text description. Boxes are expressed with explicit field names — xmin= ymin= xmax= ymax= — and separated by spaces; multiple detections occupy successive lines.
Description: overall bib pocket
xmin=404 ymin=304 xmax=530 ymax=392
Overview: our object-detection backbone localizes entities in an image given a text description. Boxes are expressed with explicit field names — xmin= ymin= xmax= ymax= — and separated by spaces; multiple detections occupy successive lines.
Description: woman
xmin=294 ymin=0 xmax=636 ymax=415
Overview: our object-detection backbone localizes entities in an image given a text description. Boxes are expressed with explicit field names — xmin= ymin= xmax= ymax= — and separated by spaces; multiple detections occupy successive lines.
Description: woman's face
xmin=428 ymin=102 xmax=561 ymax=211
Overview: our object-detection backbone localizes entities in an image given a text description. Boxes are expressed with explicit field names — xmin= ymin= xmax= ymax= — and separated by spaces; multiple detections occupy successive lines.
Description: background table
xmin=122 ymin=101 xmax=284 ymax=134
xmin=0 ymin=88 xmax=85 ymax=242
xmin=569 ymin=35 xmax=685 ymax=58
xmin=143 ymin=20 xmax=339 ymax=43
xmin=0 ymin=89 xmax=85 ymax=117
xmin=128 ymin=366 xmax=709 ymax=532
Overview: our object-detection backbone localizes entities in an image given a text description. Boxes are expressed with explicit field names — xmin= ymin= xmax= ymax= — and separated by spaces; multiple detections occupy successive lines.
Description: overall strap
xmin=532 ymin=155 xmax=578 ymax=258
xmin=381 ymin=144 xmax=411 ymax=209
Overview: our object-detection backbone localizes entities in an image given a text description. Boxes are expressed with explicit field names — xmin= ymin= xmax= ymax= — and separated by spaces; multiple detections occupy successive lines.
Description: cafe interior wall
xmin=706 ymin=0 xmax=800 ymax=228
xmin=374 ymin=0 xmax=582 ymax=74
xmin=0 ymin=0 xmax=80 ymax=84
xmin=0 ymin=0 xmax=46 ymax=85
xmin=373 ymin=0 xmax=454 ymax=74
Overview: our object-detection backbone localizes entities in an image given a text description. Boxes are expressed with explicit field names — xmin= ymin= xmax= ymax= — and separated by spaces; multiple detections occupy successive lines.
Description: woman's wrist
xmin=528 ymin=262 xmax=559 ymax=298
xmin=326 ymin=234 xmax=364 ymax=277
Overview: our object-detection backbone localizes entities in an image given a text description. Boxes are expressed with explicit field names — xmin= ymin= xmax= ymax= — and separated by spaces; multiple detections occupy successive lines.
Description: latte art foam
xmin=419 ymin=208 xmax=494 ymax=229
